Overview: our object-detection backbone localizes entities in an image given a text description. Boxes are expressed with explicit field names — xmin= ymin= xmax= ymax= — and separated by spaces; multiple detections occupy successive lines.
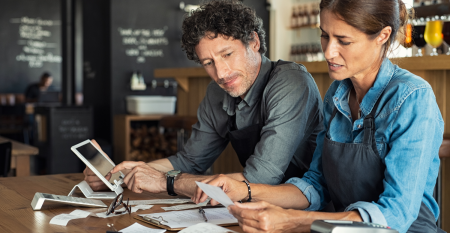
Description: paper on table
xmin=179 ymin=222 xmax=238 ymax=233
xmin=161 ymin=197 xmax=210 ymax=211
xmin=95 ymin=205 xmax=154 ymax=218
xmin=119 ymin=222 xmax=167 ymax=233
xmin=49 ymin=209 xmax=92 ymax=226
xmin=140 ymin=207 xmax=237 ymax=229
xmin=127 ymin=199 xmax=192 ymax=205
xmin=195 ymin=182 xmax=234 ymax=207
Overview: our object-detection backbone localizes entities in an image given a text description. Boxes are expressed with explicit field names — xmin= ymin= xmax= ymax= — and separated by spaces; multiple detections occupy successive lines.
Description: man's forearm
xmin=173 ymin=172 xmax=245 ymax=197
xmin=147 ymin=158 xmax=174 ymax=173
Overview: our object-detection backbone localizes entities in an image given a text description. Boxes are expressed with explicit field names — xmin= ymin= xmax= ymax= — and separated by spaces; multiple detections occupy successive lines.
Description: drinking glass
xmin=442 ymin=15 xmax=450 ymax=55
xmin=403 ymin=22 xmax=414 ymax=56
xmin=424 ymin=19 xmax=443 ymax=56
xmin=413 ymin=18 xmax=427 ymax=56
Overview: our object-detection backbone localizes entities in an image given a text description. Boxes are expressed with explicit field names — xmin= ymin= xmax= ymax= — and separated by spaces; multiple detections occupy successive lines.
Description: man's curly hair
xmin=181 ymin=0 xmax=267 ymax=63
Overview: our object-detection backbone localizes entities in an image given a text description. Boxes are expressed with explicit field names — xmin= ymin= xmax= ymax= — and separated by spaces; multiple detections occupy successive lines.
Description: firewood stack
xmin=129 ymin=124 xmax=178 ymax=162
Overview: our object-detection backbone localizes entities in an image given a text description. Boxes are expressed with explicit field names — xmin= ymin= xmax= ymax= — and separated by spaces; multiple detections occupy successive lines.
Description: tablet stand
xmin=68 ymin=180 xmax=123 ymax=199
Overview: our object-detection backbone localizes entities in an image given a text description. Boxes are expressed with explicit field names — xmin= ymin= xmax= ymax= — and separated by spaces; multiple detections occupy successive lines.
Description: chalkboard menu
xmin=109 ymin=0 xmax=269 ymax=115
xmin=0 ymin=0 xmax=61 ymax=93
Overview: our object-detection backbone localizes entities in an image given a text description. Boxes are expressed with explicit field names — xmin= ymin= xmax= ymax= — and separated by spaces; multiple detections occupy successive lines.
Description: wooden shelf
xmin=113 ymin=114 xmax=170 ymax=162
xmin=299 ymin=55 xmax=450 ymax=73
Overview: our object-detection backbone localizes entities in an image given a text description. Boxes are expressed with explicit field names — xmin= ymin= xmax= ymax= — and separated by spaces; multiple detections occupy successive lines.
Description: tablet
xmin=71 ymin=140 xmax=124 ymax=192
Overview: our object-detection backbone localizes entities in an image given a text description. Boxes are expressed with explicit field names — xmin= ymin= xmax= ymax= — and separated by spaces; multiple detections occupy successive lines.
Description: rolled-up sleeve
xmin=243 ymin=69 xmax=323 ymax=184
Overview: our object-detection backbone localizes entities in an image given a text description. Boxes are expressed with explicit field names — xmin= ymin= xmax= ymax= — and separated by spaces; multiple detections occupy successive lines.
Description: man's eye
xmin=225 ymin=52 xmax=232 ymax=57
xmin=203 ymin=61 xmax=212 ymax=66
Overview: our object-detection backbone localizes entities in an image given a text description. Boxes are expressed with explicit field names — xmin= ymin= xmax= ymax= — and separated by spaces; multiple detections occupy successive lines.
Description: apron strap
xmin=362 ymin=95 xmax=383 ymax=154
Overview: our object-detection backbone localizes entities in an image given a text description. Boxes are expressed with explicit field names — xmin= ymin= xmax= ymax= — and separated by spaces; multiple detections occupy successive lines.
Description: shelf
xmin=299 ymin=55 xmax=450 ymax=73
xmin=414 ymin=3 xmax=450 ymax=18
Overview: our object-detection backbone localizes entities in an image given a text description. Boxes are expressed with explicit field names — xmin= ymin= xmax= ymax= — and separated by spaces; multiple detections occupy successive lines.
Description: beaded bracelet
xmin=242 ymin=180 xmax=252 ymax=202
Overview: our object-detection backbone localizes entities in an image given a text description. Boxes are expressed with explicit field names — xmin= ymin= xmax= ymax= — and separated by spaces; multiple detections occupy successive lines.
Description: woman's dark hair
xmin=320 ymin=0 xmax=411 ymax=58
xmin=181 ymin=0 xmax=267 ymax=63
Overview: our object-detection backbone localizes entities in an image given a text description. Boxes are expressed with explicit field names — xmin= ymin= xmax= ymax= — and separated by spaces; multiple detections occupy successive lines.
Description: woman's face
xmin=319 ymin=9 xmax=385 ymax=81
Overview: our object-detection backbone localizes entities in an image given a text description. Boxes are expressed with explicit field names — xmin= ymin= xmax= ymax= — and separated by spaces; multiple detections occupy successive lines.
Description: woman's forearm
xmin=249 ymin=183 xmax=310 ymax=209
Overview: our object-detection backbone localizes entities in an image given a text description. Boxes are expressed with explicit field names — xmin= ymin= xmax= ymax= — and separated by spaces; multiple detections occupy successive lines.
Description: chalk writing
xmin=10 ymin=16 xmax=62 ymax=68
xmin=117 ymin=26 xmax=168 ymax=63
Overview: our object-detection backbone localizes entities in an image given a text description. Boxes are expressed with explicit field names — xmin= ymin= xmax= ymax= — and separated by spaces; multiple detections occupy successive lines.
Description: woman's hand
xmin=229 ymin=201 xmax=310 ymax=233
xmin=193 ymin=174 xmax=249 ymax=205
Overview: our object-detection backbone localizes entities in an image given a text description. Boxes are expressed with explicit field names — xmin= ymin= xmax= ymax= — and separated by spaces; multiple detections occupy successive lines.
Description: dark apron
xmin=226 ymin=60 xmax=308 ymax=183
xmin=322 ymin=95 xmax=443 ymax=233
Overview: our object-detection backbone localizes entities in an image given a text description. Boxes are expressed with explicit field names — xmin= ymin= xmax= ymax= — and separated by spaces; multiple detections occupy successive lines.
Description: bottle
xmin=309 ymin=3 xmax=316 ymax=26
xmin=304 ymin=4 xmax=311 ymax=27
xmin=131 ymin=71 xmax=139 ymax=89
xmin=297 ymin=5 xmax=304 ymax=27
xmin=291 ymin=6 xmax=297 ymax=28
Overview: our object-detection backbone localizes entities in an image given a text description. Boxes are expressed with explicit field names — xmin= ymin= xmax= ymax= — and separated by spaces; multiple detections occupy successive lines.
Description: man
xmin=24 ymin=72 xmax=54 ymax=102
xmin=84 ymin=0 xmax=323 ymax=198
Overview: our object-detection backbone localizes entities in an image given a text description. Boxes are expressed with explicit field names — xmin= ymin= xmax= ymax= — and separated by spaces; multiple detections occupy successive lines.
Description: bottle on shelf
xmin=309 ymin=3 xmax=317 ymax=27
xmin=296 ymin=5 xmax=304 ymax=28
xmin=303 ymin=4 xmax=310 ymax=27
xmin=291 ymin=6 xmax=298 ymax=28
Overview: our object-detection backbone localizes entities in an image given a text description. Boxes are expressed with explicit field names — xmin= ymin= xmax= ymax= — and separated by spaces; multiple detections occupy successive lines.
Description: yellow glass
xmin=424 ymin=20 xmax=443 ymax=56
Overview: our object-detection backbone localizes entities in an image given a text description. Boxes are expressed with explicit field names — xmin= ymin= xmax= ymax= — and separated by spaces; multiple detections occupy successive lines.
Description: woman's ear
xmin=377 ymin=26 xmax=392 ymax=45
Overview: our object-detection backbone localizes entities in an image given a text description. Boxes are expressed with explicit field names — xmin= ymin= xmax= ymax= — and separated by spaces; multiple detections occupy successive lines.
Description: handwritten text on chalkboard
xmin=118 ymin=26 xmax=169 ymax=64
xmin=10 ymin=16 xmax=62 ymax=68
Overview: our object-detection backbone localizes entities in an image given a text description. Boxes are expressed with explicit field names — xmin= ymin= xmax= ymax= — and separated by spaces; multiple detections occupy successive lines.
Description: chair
xmin=0 ymin=142 xmax=12 ymax=177
xmin=436 ymin=138 xmax=450 ymax=228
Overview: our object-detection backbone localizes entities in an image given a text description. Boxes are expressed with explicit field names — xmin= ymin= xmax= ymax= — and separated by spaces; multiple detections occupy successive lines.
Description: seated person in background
xmin=193 ymin=0 xmax=445 ymax=233
xmin=24 ymin=72 xmax=53 ymax=102
xmin=84 ymin=0 xmax=324 ymax=198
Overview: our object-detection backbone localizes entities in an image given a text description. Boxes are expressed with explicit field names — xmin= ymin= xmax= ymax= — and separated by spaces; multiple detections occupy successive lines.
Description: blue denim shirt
xmin=287 ymin=58 xmax=443 ymax=233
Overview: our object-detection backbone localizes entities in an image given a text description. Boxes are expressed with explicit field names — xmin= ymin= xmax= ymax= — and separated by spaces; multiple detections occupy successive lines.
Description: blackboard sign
xmin=0 ymin=0 xmax=61 ymax=93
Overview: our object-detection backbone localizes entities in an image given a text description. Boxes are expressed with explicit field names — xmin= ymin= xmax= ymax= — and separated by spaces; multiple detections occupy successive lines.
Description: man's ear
xmin=377 ymin=26 xmax=392 ymax=45
xmin=249 ymin=31 xmax=260 ymax=52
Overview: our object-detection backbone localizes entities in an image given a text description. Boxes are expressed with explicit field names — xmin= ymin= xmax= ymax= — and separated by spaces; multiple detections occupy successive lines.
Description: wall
xmin=0 ymin=0 xmax=62 ymax=94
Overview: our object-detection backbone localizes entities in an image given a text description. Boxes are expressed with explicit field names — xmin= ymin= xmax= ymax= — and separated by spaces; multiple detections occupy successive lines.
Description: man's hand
xmin=83 ymin=139 xmax=110 ymax=191
xmin=193 ymin=174 xmax=248 ymax=205
xmin=111 ymin=161 xmax=166 ymax=194
xmin=228 ymin=201 xmax=307 ymax=233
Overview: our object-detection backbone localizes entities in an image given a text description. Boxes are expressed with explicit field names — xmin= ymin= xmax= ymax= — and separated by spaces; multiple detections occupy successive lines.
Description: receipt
xmin=195 ymin=182 xmax=234 ymax=207
xmin=49 ymin=209 xmax=92 ymax=226
xmin=127 ymin=199 xmax=192 ymax=205
xmin=179 ymin=222 xmax=238 ymax=233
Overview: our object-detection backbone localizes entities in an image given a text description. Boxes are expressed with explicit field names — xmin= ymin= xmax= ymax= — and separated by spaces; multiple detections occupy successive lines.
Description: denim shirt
xmin=286 ymin=58 xmax=443 ymax=233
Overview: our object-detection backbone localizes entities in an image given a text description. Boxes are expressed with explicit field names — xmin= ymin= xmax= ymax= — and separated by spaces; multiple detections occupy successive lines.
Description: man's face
xmin=195 ymin=33 xmax=261 ymax=98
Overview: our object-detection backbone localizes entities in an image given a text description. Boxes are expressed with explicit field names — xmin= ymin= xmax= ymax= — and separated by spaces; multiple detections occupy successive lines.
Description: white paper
xmin=179 ymin=222 xmax=238 ymax=233
xmin=161 ymin=198 xmax=209 ymax=211
xmin=119 ymin=222 xmax=166 ymax=233
xmin=140 ymin=207 xmax=237 ymax=229
xmin=127 ymin=199 xmax=192 ymax=205
xmin=49 ymin=209 xmax=92 ymax=226
xmin=195 ymin=182 xmax=234 ymax=207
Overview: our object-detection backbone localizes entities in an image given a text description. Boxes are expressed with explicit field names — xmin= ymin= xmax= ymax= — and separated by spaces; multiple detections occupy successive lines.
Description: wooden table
xmin=0 ymin=135 xmax=38 ymax=176
xmin=0 ymin=173 xmax=244 ymax=232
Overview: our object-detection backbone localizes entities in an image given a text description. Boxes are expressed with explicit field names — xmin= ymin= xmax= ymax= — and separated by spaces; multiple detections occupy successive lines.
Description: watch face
xmin=167 ymin=170 xmax=181 ymax=176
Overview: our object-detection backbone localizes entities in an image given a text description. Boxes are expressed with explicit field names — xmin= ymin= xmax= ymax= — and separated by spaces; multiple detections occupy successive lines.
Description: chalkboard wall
xmin=0 ymin=0 xmax=62 ymax=93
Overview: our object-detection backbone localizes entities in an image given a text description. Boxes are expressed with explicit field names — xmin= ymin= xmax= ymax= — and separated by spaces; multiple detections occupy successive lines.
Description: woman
xmin=193 ymin=0 xmax=444 ymax=232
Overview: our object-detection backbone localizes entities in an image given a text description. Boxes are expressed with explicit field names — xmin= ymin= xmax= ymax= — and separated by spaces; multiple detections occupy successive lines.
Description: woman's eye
xmin=339 ymin=40 xmax=351 ymax=46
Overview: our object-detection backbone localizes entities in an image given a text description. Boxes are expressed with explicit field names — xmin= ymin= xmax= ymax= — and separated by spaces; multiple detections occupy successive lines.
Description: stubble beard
xmin=220 ymin=49 xmax=258 ymax=98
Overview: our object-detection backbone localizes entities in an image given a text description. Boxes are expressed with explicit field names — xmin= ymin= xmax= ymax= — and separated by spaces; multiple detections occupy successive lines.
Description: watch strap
xmin=167 ymin=175 xmax=177 ymax=196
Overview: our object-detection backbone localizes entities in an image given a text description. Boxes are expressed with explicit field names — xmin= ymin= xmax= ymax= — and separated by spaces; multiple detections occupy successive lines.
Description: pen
xmin=199 ymin=207 xmax=208 ymax=222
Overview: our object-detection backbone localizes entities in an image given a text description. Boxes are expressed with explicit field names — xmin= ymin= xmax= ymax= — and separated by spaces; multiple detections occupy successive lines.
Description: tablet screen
xmin=76 ymin=143 xmax=122 ymax=185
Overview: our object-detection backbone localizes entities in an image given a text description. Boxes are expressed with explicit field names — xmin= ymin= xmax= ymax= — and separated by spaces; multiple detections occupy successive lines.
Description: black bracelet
xmin=242 ymin=180 xmax=252 ymax=202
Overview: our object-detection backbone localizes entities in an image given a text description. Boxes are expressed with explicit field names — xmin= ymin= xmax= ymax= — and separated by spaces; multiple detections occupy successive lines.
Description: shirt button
xmin=357 ymin=124 xmax=362 ymax=129
xmin=334 ymin=97 xmax=338 ymax=101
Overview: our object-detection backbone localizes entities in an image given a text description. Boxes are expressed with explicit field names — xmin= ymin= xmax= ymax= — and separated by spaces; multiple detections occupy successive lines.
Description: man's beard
xmin=217 ymin=49 xmax=258 ymax=98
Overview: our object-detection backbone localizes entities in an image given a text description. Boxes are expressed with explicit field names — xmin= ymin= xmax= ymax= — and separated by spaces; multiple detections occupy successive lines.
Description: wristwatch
xmin=166 ymin=170 xmax=181 ymax=196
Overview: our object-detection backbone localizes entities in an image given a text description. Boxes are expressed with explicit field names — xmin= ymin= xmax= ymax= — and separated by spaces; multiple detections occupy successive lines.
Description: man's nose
xmin=215 ymin=59 xmax=231 ymax=80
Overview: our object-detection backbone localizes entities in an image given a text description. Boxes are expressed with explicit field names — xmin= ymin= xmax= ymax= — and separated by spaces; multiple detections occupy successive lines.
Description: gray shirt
xmin=168 ymin=55 xmax=324 ymax=184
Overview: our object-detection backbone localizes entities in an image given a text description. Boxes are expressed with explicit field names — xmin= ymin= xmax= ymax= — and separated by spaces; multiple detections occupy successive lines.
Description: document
xmin=179 ymin=222 xmax=238 ymax=233
xmin=49 ymin=209 xmax=92 ymax=226
xmin=161 ymin=198 xmax=210 ymax=211
xmin=195 ymin=182 xmax=234 ymax=207
xmin=119 ymin=222 xmax=166 ymax=233
xmin=127 ymin=199 xmax=192 ymax=205
xmin=140 ymin=207 xmax=237 ymax=229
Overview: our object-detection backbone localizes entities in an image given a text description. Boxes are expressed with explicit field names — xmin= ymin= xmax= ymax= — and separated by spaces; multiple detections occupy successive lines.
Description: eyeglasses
xmin=106 ymin=193 xmax=131 ymax=216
